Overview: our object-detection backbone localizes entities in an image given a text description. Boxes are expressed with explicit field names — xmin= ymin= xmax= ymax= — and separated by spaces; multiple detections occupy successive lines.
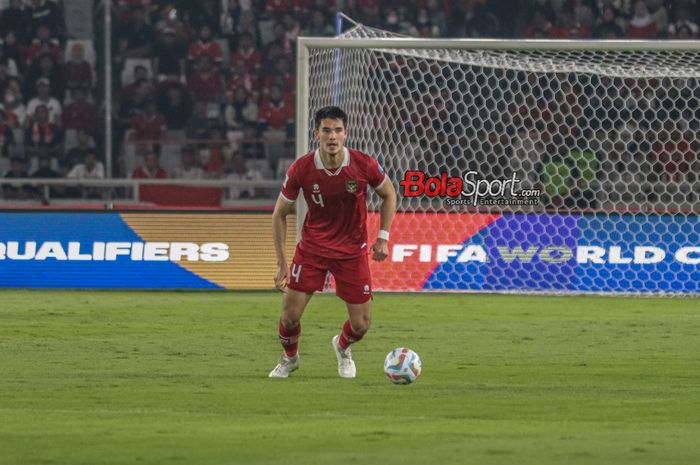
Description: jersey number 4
xmin=291 ymin=263 xmax=302 ymax=283
xmin=311 ymin=193 xmax=324 ymax=207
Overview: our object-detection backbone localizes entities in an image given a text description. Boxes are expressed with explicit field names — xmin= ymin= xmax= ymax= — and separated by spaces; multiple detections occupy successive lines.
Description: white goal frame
xmin=295 ymin=37 xmax=700 ymax=240
xmin=295 ymin=38 xmax=700 ymax=296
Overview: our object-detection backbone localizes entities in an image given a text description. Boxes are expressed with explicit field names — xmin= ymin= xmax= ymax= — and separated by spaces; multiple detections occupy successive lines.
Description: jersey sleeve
xmin=279 ymin=161 xmax=301 ymax=203
xmin=367 ymin=156 xmax=388 ymax=189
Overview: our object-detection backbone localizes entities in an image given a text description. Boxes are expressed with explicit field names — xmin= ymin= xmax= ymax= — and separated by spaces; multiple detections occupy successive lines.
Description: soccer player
xmin=269 ymin=106 xmax=397 ymax=379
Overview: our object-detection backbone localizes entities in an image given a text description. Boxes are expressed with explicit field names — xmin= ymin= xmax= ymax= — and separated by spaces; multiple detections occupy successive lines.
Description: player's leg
xmin=270 ymin=289 xmax=315 ymax=379
xmin=277 ymin=288 xmax=312 ymax=358
xmin=269 ymin=249 xmax=326 ymax=378
xmin=341 ymin=300 xmax=372 ymax=347
xmin=330 ymin=254 xmax=372 ymax=378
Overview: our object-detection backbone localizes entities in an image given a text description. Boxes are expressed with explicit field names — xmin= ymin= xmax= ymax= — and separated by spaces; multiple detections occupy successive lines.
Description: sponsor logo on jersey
xmin=313 ymin=183 xmax=320 ymax=193
xmin=363 ymin=284 xmax=370 ymax=294
xmin=346 ymin=179 xmax=358 ymax=193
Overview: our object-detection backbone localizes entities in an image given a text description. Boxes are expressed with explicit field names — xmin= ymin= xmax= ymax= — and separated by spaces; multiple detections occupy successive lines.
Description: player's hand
xmin=371 ymin=238 xmax=389 ymax=261
xmin=274 ymin=263 xmax=289 ymax=292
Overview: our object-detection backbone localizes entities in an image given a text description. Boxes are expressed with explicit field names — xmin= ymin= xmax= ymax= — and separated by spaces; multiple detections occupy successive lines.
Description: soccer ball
xmin=383 ymin=347 xmax=422 ymax=384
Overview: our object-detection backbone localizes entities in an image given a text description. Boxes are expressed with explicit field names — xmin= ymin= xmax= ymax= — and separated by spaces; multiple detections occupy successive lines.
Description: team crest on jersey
xmin=346 ymin=179 xmax=358 ymax=193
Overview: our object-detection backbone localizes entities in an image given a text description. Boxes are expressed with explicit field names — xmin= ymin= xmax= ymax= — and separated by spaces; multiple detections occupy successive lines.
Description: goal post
xmin=296 ymin=28 xmax=700 ymax=295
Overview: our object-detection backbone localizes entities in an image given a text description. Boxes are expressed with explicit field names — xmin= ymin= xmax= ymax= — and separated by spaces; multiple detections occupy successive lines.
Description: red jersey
xmin=129 ymin=113 xmax=166 ymax=141
xmin=63 ymin=101 xmax=98 ymax=135
xmin=259 ymin=98 xmax=294 ymax=130
xmin=187 ymin=69 xmax=224 ymax=102
xmin=187 ymin=40 xmax=223 ymax=62
xmin=231 ymin=48 xmax=262 ymax=74
xmin=132 ymin=166 xmax=168 ymax=179
xmin=280 ymin=148 xmax=387 ymax=259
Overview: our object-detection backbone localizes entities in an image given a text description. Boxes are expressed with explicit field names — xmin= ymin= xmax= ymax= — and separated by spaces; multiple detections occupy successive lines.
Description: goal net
xmin=297 ymin=25 xmax=699 ymax=295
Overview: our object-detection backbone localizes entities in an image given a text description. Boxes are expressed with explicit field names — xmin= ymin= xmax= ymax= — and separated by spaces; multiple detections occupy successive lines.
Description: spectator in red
xmin=132 ymin=151 xmax=168 ymax=179
xmin=129 ymin=97 xmax=166 ymax=142
xmin=203 ymin=127 xmax=227 ymax=178
xmin=187 ymin=55 xmax=225 ymax=104
xmin=187 ymin=24 xmax=222 ymax=66
xmin=259 ymin=83 xmax=293 ymax=170
xmin=259 ymin=84 xmax=294 ymax=132
xmin=548 ymin=10 xmax=590 ymax=38
xmin=63 ymin=87 xmax=98 ymax=137
xmin=230 ymin=32 xmax=261 ymax=75
xmin=627 ymin=0 xmax=658 ymax=39
xmin=25 ymin=24 xmax=62 ymax=65
xmin=261 ymin=57 xmax=294 ymax=97
xmin=225 ymin=60 xmax=259 ymax=101
xmin=64 ymin=42 xmax=92 ymax=91
xmin=25 ymin=104 xmax=63 ymax=159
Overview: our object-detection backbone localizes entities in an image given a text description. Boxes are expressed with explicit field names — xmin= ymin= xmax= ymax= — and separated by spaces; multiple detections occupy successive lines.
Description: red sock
xmin=279 ymin=321 xmax=301 ymax=357
xmin=338 ymin=320 xmax=363 ymax=350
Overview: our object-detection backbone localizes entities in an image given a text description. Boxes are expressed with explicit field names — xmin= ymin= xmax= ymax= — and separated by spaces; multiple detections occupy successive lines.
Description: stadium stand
xmin=0 ymin=0 xmax=698 ymax=209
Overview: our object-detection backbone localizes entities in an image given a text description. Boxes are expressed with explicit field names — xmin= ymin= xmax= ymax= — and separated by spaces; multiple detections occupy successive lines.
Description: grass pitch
xmin=1 ymin=290 xmax=699 ymax=465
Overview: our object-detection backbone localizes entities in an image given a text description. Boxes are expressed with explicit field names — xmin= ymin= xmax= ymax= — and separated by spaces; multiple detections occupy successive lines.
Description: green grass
xmin=1 ymin=291 xmax=699 ymax=465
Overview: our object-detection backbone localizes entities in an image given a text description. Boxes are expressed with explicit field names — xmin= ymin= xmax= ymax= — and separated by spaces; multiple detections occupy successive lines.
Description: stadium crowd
xmin=0 ymin=0 xmax=698 ymax=206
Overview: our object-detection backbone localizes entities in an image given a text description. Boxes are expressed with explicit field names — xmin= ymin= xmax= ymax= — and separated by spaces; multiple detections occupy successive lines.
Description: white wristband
xmin=378 ymin=230 xmax=390 ymax=241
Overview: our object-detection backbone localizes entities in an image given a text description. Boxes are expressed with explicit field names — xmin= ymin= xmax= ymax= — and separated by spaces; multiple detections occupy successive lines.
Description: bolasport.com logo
xmin=399 ymin=171 xmax=541 ymax=207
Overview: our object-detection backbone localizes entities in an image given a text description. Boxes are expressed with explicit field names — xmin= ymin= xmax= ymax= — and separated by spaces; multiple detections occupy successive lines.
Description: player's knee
xmin=352 ymin=316 xmax=371 ymax=335
xmin=280 ymin=303 xmax=302 ymax=329
xmin=280 ymin=315 xmax=300 ymax=331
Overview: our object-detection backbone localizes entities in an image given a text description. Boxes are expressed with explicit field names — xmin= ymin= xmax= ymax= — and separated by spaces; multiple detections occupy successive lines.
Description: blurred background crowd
xmin=0 ymin=0 xmax=698 ymax=205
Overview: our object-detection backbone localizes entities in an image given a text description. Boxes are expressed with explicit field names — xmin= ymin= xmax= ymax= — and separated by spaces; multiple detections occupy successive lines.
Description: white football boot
xmin=332 ymin=335 xmax=356 ymax=378
xmin=268 ymin=354 xmax=299 ymax=378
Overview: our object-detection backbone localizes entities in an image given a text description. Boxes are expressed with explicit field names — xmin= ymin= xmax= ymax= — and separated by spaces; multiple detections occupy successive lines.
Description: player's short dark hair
xmin=314 ymin=106 xmax=347 ymax=129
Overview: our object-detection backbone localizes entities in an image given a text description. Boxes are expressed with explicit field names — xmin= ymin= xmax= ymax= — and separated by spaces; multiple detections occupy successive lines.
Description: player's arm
xmin=272 ymin=194 xmax=294 ymax=291
xmin=371 ymin=178 xmax=397 ymax=261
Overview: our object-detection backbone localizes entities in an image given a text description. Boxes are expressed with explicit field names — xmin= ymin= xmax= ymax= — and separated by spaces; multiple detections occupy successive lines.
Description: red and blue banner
xmin=1 ymin=211 xmax=697 ymax=293
xmin=368 ymin=212 xmax=699 ymax=294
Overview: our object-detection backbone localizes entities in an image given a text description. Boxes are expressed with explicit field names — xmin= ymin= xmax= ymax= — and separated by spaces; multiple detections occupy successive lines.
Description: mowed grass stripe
xmin=1 ymin=290 xmax=698 ymax=465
